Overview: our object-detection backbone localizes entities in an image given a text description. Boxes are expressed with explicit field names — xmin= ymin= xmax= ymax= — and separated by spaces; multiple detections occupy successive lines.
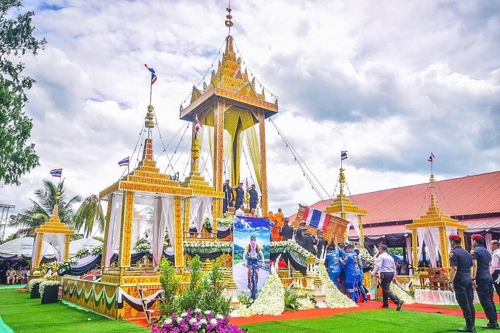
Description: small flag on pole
xmin=144 ymin=64 xmax=157 ymax=85
xmin=194 ymin=115 xmax=203 ymax=132
xmin=427 ymin=152 xmax=436 ymax=162
xmin=341 ymin=150 xmax=348 ymax=161
xmin=49 ymin=168 xmax=62 ymax=177
xmin=118 ymin=157 xmax=130 ymax=167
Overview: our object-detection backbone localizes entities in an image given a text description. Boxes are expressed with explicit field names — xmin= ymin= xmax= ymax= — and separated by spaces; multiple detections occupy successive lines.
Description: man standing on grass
xmin=489 ymin=240 xmax=500 ymax=307
xmin=449 ymin=234 xmax=475 ymax=332
xmin=471 ymin=234 xmax=498 ymax=329
xmin=371 ymin=244 xmax=403 ymax=310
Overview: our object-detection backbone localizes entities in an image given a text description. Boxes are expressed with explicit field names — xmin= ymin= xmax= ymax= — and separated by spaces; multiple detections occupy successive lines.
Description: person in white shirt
xmin=490 ymin=240 xmax=500 ymax=305
xmin=371 ymin=244 xmax=403 ymax=310
xmin=235 ymin=205 xmax=245 ymax=216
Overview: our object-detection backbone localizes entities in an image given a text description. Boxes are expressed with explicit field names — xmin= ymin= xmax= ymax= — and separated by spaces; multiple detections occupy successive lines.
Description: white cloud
xmin=1 ymin=0 xmax=499 ymax=236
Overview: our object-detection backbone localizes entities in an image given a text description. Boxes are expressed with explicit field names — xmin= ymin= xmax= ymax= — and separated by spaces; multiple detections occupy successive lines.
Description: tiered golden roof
xmin=35 ymin=205 xmax=75 ymax=235
xmin=324 ymin=169 xmax=367 ymax=217
xmin=99 ymin=138 xmax=192 ymax=199
xmin=406 ymin=194 xmax=467 ymax=230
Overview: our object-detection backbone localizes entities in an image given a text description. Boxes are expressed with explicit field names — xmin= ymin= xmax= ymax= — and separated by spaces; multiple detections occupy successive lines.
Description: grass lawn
xmin=241 ymin=310 xmax=491 ymax=333
xmin=0 ymin=289 xmax=148 ymax=333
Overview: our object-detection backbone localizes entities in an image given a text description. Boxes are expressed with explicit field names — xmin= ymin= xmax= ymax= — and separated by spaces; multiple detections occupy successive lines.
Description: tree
xmin=0 ymin=0 xmax=46 ymax=185
xmin=9 ymin=179 xmax=82 ymax=236
xmin=73 ymin=194 xmax=105 ymax=238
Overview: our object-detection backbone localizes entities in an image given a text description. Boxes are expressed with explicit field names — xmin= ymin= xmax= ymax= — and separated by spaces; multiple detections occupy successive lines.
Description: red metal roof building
xmin=290 ymin=171 xmax=500 ymax=243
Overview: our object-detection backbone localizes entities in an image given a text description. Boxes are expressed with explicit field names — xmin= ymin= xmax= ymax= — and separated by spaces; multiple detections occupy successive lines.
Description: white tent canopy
xmin=0 ymin=237 xmax=57 ymax=259
xmin=68 ymin=238 xmax=102 ymax=258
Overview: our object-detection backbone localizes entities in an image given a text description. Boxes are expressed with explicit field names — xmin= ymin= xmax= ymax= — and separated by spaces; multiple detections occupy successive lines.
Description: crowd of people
xmin=0 ymin=262 xmax=29 ymax=285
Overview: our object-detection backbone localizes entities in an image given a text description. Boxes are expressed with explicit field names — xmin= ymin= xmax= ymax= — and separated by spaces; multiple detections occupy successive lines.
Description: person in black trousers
xmin=371 ymin=244 xmax=403 ymax=310
xmin=489 ymin=240 xmax=500 ymax=306
xmin=471 ymin=234 xmax=498 ymax=329
xmin=449 ymin=234 xmax=475 ymax=332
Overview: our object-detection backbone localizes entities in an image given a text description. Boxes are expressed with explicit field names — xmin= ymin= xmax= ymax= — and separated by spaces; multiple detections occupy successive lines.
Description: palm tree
xmin=73 ymin=194 xmax=105 ymax=238
xmin=9 ymin=179 xmax=82 ymax=236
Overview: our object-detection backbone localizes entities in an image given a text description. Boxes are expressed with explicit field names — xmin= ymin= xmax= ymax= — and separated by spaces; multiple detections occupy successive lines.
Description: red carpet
xmin=130 ymin=301 xmax=488 ymax=328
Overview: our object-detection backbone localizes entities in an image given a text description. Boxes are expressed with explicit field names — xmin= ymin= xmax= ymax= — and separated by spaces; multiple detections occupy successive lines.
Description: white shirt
xmin=235 ymin=208 xmax=244 ymax=216
xmin=371 ymin=252 xmax=397 ymax=278
xmin=490 ymin=248 xmax=500 ymax=275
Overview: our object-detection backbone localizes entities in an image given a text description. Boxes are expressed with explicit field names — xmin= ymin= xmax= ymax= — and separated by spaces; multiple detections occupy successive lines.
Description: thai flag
xmin=341 ymin=150 xmax=348 ymax=161
xmin=427 ymin=152 xmax=435 ymax=162
xmin=118 ymin=156 xmax=130 ymax=167
xmin=194 ymin=115 xmax=203 ymax=132
xmin=302 ymin=207 xmax=330 ymax=232
xmin=144 ymin=64 xmax=157 ymax=85
xmin=49 ymin=168 xmax=62 ymax=177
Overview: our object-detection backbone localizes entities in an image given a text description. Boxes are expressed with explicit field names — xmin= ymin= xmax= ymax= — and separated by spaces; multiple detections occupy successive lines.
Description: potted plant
xmin=28 ymin=278 xmax=44 ymax=299
xmin=40 ymin=279 xmax=60 ymax=304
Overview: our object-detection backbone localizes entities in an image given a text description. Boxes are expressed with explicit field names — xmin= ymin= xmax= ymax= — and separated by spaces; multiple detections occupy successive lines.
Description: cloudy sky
xmin=1 ymin=0 xmax=499 ymax=237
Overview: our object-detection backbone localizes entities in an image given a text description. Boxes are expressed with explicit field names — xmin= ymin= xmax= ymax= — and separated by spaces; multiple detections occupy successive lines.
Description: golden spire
xmin=225 ymin=1 xmax=233 ymax=35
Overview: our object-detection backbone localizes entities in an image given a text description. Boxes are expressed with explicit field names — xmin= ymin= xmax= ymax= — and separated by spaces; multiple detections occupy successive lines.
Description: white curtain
xmin=189 ymin=197 xmax=213 ymax=237
xmin=486 ymin=233 xmax=492 ymax=251
xmin=45 ymin=233 xmax=66 ymax=262
xmin=31 ymin=234 xmax=40 ymax=268
xmin=417 ymin=228 xmax=426 ymax=266
xmin=345 ymin=213 xmax=361 ymax=238
xmin=105 ymin=194 xmax=122 ymax=267
xmin=425 ymin=228 xmax=440 ymax=267
xmin=406 ymin=236 xmax=413 ymax=275
xmin=155 ymin=197 xmax=173 ymax=267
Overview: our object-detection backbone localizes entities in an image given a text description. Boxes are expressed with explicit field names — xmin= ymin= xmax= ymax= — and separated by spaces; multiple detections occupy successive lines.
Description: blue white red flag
xmin=302 ymin=207 xmax=331 ymax=232
xmin=144 ymin=64 xmax=157 ymax=85
xmin=341 ymin=150 xmax=348 ymax=161
xmin=49 ymin=168 xmax=62 ymax=177
xmin=195 ymin=115 xmax=203 ymax=132
xmin=427 ymin=152 xmax=436 ymax=162
xmin=118 ymin=157 xmax=130 ymax=167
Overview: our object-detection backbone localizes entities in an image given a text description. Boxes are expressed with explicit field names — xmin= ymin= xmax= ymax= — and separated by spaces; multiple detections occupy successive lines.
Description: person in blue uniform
xmin=222 ymin=179 xmax=233 ymax=213
xmin=449 ymin=234 xmax=475 ymax=332
xmin=247 ymin=184 xmax=258 ymax=210
xmin=325 ymin=243 xmax=343 ymax=289
xmin=234 ymin=182 xmax=245 ymax=209
xmin=471 ymin=234 xmax=498 ymax=329
xmin=342 ymin=243 xmax=359 ymax=302
xmin=354 ymin=248 xmax=368 ymax=302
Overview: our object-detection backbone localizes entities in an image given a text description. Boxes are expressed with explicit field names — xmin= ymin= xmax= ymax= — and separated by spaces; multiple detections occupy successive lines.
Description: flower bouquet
xmin=75 ymin=247 xmax=91 ymax=259
xmin=40 ymin=280 xmax=60 ymax=304
xmin=183 ymin=241 xmax=233 ymax=254
xmin=270 ymin=241 xmax=311 ymax=265
xmin=216 ymin=213 xmax=234 ymax=227
xmin=151 ymin=308 xmax=245 ymax=333
xmin=91 ymin=243 xmax=103 ymax=255
xmin=135 ymin=238 xmax=151 ymax=253
xmin=317 ymin=264 xmax=357 ymax=308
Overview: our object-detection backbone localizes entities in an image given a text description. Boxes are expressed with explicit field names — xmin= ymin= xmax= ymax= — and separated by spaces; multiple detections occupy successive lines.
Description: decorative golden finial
xmin=225 ymin=1 xmax=233 ymax=35
xmin=192 ymin=137 xmax=200 ymax=172
xmin=145 ymin=105 xmax=155 ymax=129
xmin=429 ymin=173 xmax=435 ymax=188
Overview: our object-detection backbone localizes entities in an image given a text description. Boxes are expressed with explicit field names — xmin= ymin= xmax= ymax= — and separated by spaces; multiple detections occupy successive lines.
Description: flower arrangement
xmin=203 ymin=217 xmax=212 ymax=230
xmin=317 ymin=263 xmax=357 ymax=308
xmin=358 ymin=248 xmax=374 ymax=268
xmin=28 ymin=278 xmax=44 ymax=291
xmin=235 ymin=269 xmax=285 ymax=317
xmin=270 ymin=241 xmax=311 ymax=264
xmin=183 ymin=241 xmax=232 ymax=254
xmin=58 ymin=259 xmax=76 ymax=271
xmin=39 ymin=279 xmax=60 ymax=299
xmin=134 ymin=238 xmax=151 ymax=253
xmin=91 ymin=243 xmax=103 ymax=255
xmin=390 ymin=283 xmax=415 ymax=304
xmin=216 ymin=213 xmax=234 ymax=227
xmin=151 ymin=308 xmax=245 ymax=333
xmin=75 ymin=248 xmax=91 ymax=259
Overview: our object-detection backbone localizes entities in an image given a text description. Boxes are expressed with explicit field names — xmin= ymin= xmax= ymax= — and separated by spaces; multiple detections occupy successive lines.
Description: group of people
xmin=448 ymin=233 xmax=500 ymax=332
xmin=222 ymin=179 xmax=259 ymax=213
xmin=1 ymin=263 xmax=28 ymax=285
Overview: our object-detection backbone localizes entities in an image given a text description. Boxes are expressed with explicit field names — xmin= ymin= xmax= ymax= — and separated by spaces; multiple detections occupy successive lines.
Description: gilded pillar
xmin=174 ymin=195 xmax=183 ymax=267
xmin=412 ymin=230 xmax=418 ymax=272
xmin=258 ymin=109 xmax=268 ymax=215
xmin=458 ymin=229 xmax=465 ymax=248
xmin=118 ymin=191 xmax=134 ymax=274
xmin=184 ymin=198 xmax=191 ymax=239
xmin=213 ymin=98 xmax=224 ymax=218
xmin=33 ymin=233 xmax=44 ymax=270
xmin=438 ymin=226 xmax=449 ymax=268
xmin=101 ymin=193 xmax=114 ymax=268
xmin=64 ymin=235 xmax=70 ymax=261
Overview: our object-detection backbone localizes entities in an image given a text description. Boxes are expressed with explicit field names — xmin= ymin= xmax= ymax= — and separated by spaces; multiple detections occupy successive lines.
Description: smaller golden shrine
xmin=324 ymin=167 xmax=368 ymax=244
xmin=33 ymin=199 xmax=75 ymax=268
xmin=406 ymin=175 xmax=467 ymax=268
